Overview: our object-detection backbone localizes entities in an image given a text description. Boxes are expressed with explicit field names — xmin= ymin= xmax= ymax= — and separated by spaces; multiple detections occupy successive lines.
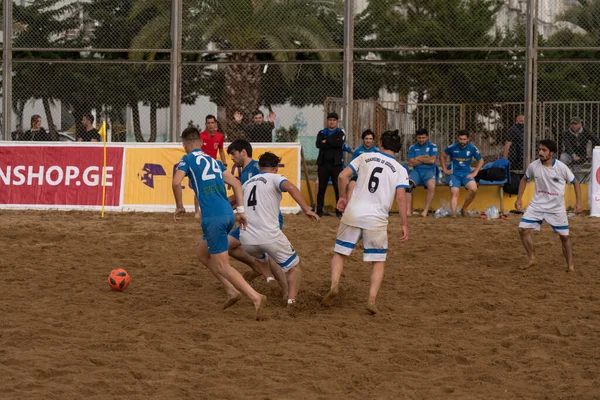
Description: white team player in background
xmin=240 ymin=152 xmax=320 ymax=306
xmin=322 ymin=130 xmax=410 ymax=315
xmin=515 ymin=139 xmax=582 ymax=272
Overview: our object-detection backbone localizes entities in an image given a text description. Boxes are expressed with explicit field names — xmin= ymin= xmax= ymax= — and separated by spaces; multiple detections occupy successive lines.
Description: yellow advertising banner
xmin=122 ymin=144 xmax=301 ymax=211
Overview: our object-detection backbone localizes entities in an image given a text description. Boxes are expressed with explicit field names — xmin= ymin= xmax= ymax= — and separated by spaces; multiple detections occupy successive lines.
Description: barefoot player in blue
xmin=172 ymin=127 xmax=267 ymax=320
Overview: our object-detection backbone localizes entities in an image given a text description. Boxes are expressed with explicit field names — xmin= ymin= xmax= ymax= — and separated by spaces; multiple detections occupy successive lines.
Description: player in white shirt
xmin=322 ymin=130 xmax=410 ymax=315
xmin=240 ymin=152 xmax=320 ymax=306
xmin=515 ymin=139 xmax=582 ymax=271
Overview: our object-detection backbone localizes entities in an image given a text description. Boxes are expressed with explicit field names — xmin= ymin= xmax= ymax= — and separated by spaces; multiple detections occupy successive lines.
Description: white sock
xmin=266 ymin=277 xmax=275 ymax=283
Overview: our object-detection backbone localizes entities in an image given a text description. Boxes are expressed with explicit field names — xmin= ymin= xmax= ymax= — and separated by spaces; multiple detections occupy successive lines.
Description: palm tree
xmin=12 ymin=0 xmax=80 ymax=139
xmin=130 ymin=0 xmax=342 ymax=126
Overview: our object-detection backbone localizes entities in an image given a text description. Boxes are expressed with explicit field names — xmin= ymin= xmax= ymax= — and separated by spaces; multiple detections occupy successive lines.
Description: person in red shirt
xmin=201 ymin=115 xmax=227 ymax=163
xmin=194 ymin=115 xmax=228 ymax=218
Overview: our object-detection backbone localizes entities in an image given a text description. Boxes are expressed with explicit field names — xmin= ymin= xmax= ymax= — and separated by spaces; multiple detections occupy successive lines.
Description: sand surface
xmin=1 ymin=210 xmax=599 ymax=399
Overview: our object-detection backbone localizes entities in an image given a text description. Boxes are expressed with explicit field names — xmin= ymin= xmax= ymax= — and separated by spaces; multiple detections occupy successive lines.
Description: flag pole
xmin=100 ymin=121 xmax=107 ymax=218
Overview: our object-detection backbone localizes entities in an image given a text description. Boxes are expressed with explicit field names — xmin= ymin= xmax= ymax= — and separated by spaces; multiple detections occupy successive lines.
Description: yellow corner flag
xmin=99 ymin=121 xmax=107 ymax=218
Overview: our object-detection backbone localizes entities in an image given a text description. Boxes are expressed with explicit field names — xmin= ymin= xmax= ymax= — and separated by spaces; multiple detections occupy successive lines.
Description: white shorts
xmin=242 ymin=235 xmax=299 ymax=272
xmin=519 ymin=208 xmax=569 ymax=236
xmin=334 ymin=222 xmax=388 ymax=262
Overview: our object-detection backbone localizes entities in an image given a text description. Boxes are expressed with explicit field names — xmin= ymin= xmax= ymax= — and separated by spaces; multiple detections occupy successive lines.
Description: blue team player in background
xmin=346 ymin=129 xmax=379 ymax=203
xmin=406 ymin=128 xmax=438 ymax=217
xmin=172 ymin=127 xmax=267 ymax=320
xmin=439 ymin=130 xmax=485 ymax=218
xmin=226 ymin=139 xmax=288 ymax=296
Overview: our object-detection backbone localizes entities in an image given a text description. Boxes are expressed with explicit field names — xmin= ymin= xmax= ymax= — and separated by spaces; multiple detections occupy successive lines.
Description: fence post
xmin=523 ymin=0 xmax=537 ymax=167
xmin=169 ymin=0 xmax=182 ymax=142
xmin=3 ymin=0 xmax=13 ymax=140
xmin=342 ymin=0 xmax=354 ymax=148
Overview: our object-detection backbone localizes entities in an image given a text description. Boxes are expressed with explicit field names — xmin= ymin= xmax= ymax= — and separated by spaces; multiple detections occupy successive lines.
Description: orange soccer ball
xmin=108 ymin=268 xmax=131 ymax=291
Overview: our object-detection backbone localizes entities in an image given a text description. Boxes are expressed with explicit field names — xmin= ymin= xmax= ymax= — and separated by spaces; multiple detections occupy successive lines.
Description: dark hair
xmin=258 ymin=152 xmax=281 ymax=168
xmin=205 ymin=114 xmax=216 ymax=122
xmin=539 ymin=139 xmax=557 ymax=154
xmin=83 ymin=113 xmax=94 ymax=124
xmin=415 ymin=128 xmax=429 ymax=136
xmin=181 ymin=127 xmax=200 ymax=142
xmin=31 ymin=114 xmax=41 ymax=124
xmin=457 ymin=129 xmax=470 ymax=138
xmin=327 ymin=112 xmax=339 ymax=120
xmin=253 ymin=110 xmax=264 ymax=118
xmin=227 ymin=139 xmax=253 ymax=157
xmin=381 ymin=130 xmax=401 ymax=153
xmin=362 ymin=129 xmax=375 ymax=140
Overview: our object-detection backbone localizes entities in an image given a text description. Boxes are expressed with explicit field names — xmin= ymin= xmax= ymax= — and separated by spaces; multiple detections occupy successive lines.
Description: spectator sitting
xmin=22 ymin=115 xmax=50 ymax=141
xmin=78 ymin=113 xmax=101 ymax=142
xmin=233 ymin=110 xmax=275 ymax=142
xmin=559 ymin=117 xmax=599 ymax=169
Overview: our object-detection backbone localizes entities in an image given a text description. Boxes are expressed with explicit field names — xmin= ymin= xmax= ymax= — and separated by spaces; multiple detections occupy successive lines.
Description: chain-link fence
xmin=1 ymin=0 xmax=599 ymax=174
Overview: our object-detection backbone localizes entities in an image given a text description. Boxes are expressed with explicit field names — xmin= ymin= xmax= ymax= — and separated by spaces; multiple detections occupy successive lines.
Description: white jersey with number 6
xmin=240 ymin=173 xmax=288 ymax=245
xmin=342 ymin=152 xmax=409 ymax=231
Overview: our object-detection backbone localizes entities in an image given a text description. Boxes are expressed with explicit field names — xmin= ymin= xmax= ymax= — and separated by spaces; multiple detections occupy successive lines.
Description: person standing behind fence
xmin=78 ymin=113 xmax=101 ymax=142
xmin=503 ymin=114 xmax=525 ymax=171
xmin=406 ymin=128 xmax=438 ymax=217
xmin=559 ymin=116 xmax=600 ymax=169
xmin=440 ymin=130 xmax=484 ymax=218
xmin=233 ymin=110 xmax=276 ymax=142
xmin=315 ymin=112 xmax=346 ymax=218
xmin=22 ymin=115 xmax=49 ymax=141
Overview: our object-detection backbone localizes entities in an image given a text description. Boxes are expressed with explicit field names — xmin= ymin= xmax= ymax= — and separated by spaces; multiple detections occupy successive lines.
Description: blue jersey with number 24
xmin=177 ymin=149 xmax=232 ymax=218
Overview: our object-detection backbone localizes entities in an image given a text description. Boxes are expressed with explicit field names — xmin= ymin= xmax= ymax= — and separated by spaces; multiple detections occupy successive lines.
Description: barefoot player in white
xmin=515 ymin=139 xmax=582 ymax=272
xmin=322 ymin=130 xmax=410 ymax=314
xmin=240 ymin=152 xmax=320 ymax=306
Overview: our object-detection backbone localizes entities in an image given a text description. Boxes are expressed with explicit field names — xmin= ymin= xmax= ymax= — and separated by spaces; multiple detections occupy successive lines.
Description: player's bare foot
xmin=243 ymin=269 xmax=261 ymax=282
xmin=567 ymin=264 xmax=575 ymax=272
xmin=322 ymin=289 xmax=338 ymax=307
xmin=254 ymin=295 xmax=267 ymax=321
xmin=267 ymin=278 xmax=281 ymax=297
xmin=460 ymin=208 xmax=467 ymax=217
xmin=520 ymin=257 xmax=537 ymax=270
xmin=222 ymin=293 xmax=242 ymax=310
xmin=420 ymin=210 xmax=428 ymax=217
xmin=366 ymin=302 xmax=379 ymax=315
xmin=194 ymin=212 xmax=201 ymax=219
xmin=452 ymin=213 xmax=458 ymax=219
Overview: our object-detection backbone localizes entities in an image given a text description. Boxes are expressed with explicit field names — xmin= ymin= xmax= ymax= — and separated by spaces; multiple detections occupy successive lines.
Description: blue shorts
xmin=448 ymin=174 xmax=474 ymax=188
xmin=409 ymin=169 xmax=436 ymax=187
xmin=202 ymin=214 xmax=235 ymax=255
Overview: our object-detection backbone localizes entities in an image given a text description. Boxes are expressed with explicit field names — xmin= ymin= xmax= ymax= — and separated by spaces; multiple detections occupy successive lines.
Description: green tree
xmin=355 ymin=0 xmax=515 ymax=105
xmin=12 ymin=0 xmax=80 ymax=139
xmin=131 ymin=0 xmax=342 ymax=129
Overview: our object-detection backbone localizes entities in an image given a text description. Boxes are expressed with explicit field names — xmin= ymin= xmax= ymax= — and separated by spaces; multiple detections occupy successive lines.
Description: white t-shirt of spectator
xmin=342 ymin=152 xmax=410 ymax=231
xmin=240 ymin=172 xmax=287 ymax=245
xmin=525 ymin=158 xmax=576 ymax=213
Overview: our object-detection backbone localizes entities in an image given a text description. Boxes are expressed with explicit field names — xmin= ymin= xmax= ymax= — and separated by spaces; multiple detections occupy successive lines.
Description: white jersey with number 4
xmin=342 ymin=152 xmax=410 ymax=231
xmin=240 ymin=173 xmax=288 ymax=245
xmin=525 ymin=158 xmax=575 ymax=213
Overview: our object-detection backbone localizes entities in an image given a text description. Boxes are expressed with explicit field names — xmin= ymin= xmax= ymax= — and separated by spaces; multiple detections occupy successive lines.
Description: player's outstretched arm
xmin=514 ymin=175 xmax=528 ymax=210
xmin=280 ymin=181 xmax=320 ymax=220
xmin=573 ymin=179 xmax=583 ymax=214
xmin=172 ymin=170 xmax=187 ymax=221
xmin=396 ymin=187 xmax=409 ymax=243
